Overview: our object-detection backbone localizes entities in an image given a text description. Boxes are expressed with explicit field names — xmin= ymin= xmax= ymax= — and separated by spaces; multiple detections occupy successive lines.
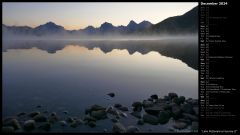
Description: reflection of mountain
xmin=3 ymin=39 xmax=198 ymax=70
xmin=2 ymin=6 xmax=198 ymax=36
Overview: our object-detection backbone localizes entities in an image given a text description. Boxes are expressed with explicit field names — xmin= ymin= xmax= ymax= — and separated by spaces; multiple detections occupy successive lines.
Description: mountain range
xmin=2 ymin=6 xmax=198 ymax=37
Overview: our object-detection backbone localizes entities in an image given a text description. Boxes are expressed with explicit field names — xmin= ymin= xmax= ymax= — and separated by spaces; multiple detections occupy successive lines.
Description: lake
xmin=2 ymin=38 xmax=198 ymax=132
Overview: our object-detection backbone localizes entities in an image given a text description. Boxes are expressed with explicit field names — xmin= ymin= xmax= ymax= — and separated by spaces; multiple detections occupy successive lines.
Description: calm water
xmin=2 ymin=38 xmax=198 ymax=132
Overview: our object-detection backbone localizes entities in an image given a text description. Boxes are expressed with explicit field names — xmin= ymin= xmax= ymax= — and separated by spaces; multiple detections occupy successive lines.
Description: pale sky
xmin=2 ymin=2 xmax=198 ymax=30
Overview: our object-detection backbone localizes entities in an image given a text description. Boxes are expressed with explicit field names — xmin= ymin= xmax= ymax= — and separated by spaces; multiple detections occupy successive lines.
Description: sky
xmin=2 ymin=2 xmax=198 ymax=30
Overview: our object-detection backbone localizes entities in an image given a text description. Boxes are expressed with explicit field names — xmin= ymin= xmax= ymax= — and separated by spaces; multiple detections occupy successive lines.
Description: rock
xmin=66 ymin=117 xmax=74 ymax=123
xmin=173 ymin=96 xmax=185 ymax=105
xmin=75 ymin=118 xmax=84 ymax=125
xmin=23 ymin=120 xmax=36 ymax=131
xmin=173 ymin=121 xmax=187 ymax=129
xmin=36 ymin=105 xmax=42 ymax=108
xmin=143 ymin=114 xmax=159 ymax=125
xmin=171 ymin=104 xmax=182 ymax=119
xmin=107 ymin=92 xmax=115 ymax=97
xmin=158 ymin=111 xmax=171 ymax=124
xmin=28 ymin=111 xmax=41 ymax=118
xmin=106 ymin=107 xmax=119 ymax=116
xmin=111 ymin=118 xmax=119 ymax=123
xmin=150 ymin=94 xmax=158 ymax=100
xmin=168 ymin=93 xmax=178 ymax=99
xmin=133 ymin=106 xmax=142 ymax=112
xmin=142 ymin=100 xmax=154 ymax=108
xmin=118 ymin=106 xmax=128 ymax=112
xmin=17 ymin=112 xmax=26 ymax=117
xmin=85 ymin=108 xmax=91 ymax=115
xmin=112 ymin=123 xmax=126 ymax=133
xmin=181 ymin=103 xmax=194 ymax=114
xmin=33 ymin=114 xmax=47 ymax=122
xmin=70 ymin=121 xmax=78 ymax=128
xmin=48 ymin=115 xmax=58 ymax=124
xmin=182 ymin=113 xmax=198 ymax=121
xmin=144 ymin=106 xmax=164 ymax=115
xmin=119 ymin=111 xmax=128 ymax=118
xmin=3 ymin=118 xmax=21 ymax=130
xmin=83 ymin=115 xmax=96 ymax=122
xmin=103 ymin=129 xmax=107 ymax=133
xmin=59 ymin=121 xmax=67 ymax=126
xmin=63 ymin=111 xmax=68 ymax=115
xmin=89 ymin=104 xmax=106 ymax=112
xmin=51 ymin=112 xmax=57 ymax=117
xmin=191 ymin=121 xmax=198 ymax=130
xmin=132 ymin=101 xmax=142 ymax=108
xmin=38 ymin=122 xmax=51 ymax=131
xmin=130 ymin=111 xmax=142 ymax=119
xmin=126 ymin=126 xmax=140 ymax=133
xmin=193 ymin=107 xmax=199 ymax=115
xmin=2 ymin=126 xmax=15 ymax=133
xmin=90 ymin=110 xmax=107 ymax=120
xmin=137 ymin=119 xmax=144 ymax=125
xmin=114 ymin=103 xmax=122 ymax=108
xmin=88 ymin=121 xmax=96 ymax=128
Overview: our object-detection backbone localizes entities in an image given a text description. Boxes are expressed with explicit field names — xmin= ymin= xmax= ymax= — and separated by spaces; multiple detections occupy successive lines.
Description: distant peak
xmin=129 ymin=20 xmax=137 ymax=24
xmin=44 ymin=21 xmax=57 ymax=26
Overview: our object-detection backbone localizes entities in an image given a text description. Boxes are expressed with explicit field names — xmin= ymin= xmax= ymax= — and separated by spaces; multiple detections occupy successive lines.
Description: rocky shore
xmin=2 ymin=93 xmax=198 ymax=133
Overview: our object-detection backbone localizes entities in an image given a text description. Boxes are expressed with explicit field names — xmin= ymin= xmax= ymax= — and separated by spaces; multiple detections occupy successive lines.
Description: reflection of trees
xmin=3 ymin=39 xmax=198 ymax=70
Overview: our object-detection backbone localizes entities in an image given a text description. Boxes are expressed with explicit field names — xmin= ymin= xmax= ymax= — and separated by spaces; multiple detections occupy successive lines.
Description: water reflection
xmin=3 ymin=39 xmax=198 ymax=70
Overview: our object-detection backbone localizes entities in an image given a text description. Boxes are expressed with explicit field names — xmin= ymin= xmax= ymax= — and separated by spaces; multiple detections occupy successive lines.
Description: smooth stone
xmin=23 ymin=120 xmax=36 ymax=131
xmin=137 ymin=119 xmax=144 ymax=125
xmin=191 ymin=121 xmax=198 ymax=130
xmin=88 ymin=121 xmax=96 ymax=128
xmin=59 ymin=121 xmax=67 ymax=126
xmin=118 ymin=106 xmax=128 ymax=112
xmin=75 ymin=119 xmax=84 ymax=125
xmin=144 ymin=106 xmax=164 ymax=115
xmin=181 ymin=103 xmax=194 ymax=114
xmin=171 ymin=104 xmax=182 ymax=119
xmin=150 ymin=94 xmax=158 ymax=99
xmin=48 ymin=115 xmax=58 ymax=124
xmin=158 ymin=111 xmax=171 ymax=124
xmin=119 ymin=111 xmax=128 ymax=118
xmin=142 ymin=100 xmax=154 ymax=108
xmin=173 ymin=121 xmax=187 ymax=129
xmin=107 ymin=92 xmax=115 ymax=97
xmin=168 ymin=93 xmax=178 ymax=99
xmin=17 ymin=112 xmax=26 ymax=117
xmin=173 ymin=96 xmax=185 ymax=105
xmin=111 ymin=118 xmax=119 ymax=123
xmin=130 ymin=111 xmax=142 ymax=119
xmin=3 ymin=118 xmax=21 ymax=130
xmin=133 ymin=106 xmax=142 ymax=112
xmin=114 ymin=103 xmax=122 ymax=108
xmin=132 ymin=101 xmax=142 ymax=108
xmin=63 ymin=111 xmax=68 ymax=114
xmin=89 ymin=104 xmax=106 ymax=112
xmin=143 ymin=114 xmax=159 ymax=125
xmin=66 ymin=117 xmax=74 ymax=123
xmin=112 ymin=123 xmax=126 ymax=133
xmin=83 ymin=115 xmax=96 ymax=122
xmin=38 ymin=122 xmax=51 ymax=131
xmin=126 ymin=126 xmax=140 ymax=133
xmin=182 ymin=113 xmax=198 ymax=121
xmin=106 ymin=107 xmax=119 ymax=116
xmin=36 ymin=105 xmax=42 ymax=108
xmin=28 ymin=111 xmax=41 ymax=118
xmin=70 ymin=121 xmax=78 ymax=128
xmin=33 ymin=114 xmax=47 ymax=122
xmin=90 ymin=110 xmax=107 ymax=120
